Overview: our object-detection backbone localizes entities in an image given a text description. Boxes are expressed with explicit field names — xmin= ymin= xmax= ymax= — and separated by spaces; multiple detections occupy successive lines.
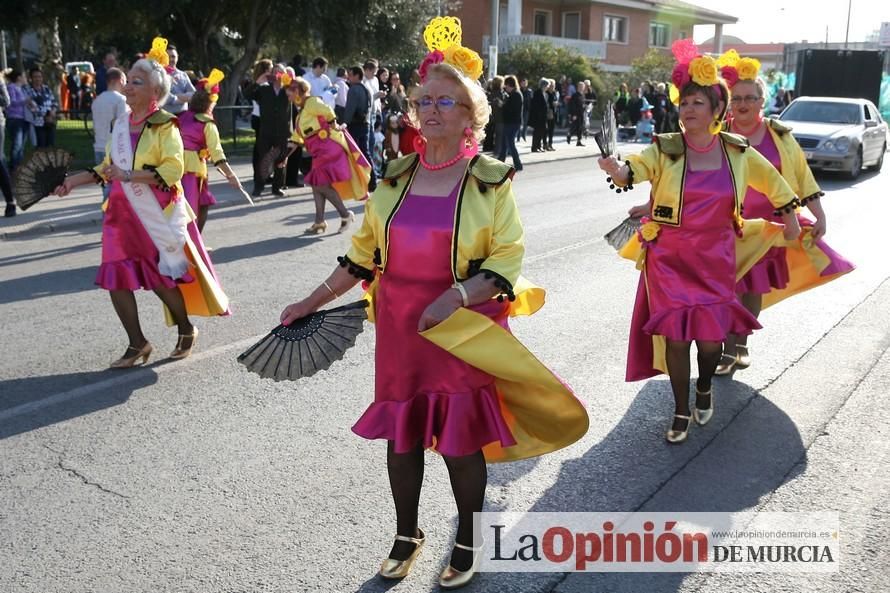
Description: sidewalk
xmin=0 ymin=137 xmax=646 ymax=240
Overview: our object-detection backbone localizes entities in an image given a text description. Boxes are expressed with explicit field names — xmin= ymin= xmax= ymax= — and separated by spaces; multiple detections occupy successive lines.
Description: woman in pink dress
xmin=278 ymin=28 xmax=588 ymax=588
xmin=179 ymin=69 xmax=243 ymax=233
xmin=599 ymin=40 xmax=801 ymax=443
xmin=54 ymin=41 xmax=228 ymax=368
xmin=715 ymin=62 xmax=854 ymax=374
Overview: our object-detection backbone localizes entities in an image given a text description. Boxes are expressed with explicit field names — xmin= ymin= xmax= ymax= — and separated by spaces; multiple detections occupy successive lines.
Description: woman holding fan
xmin=598 ymin=39 xmax=801 ymax=443
xmin=715 ymin=51 xmax=854 ymax=374
xmin=53 ymin=38 xmax=228 ymax=368
xmin=279 ymin=17 xmax=587 ymax=589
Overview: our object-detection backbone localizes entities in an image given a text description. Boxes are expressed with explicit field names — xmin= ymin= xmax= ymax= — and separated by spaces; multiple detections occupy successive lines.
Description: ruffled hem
xmin=198 ymin=186 xmax=218 ymax=207
xmin=643 ymin=300 xmax=761 ymax=342
xmin=351 ymin=383 xmax=517 ymax=457
xmin=736 ymin=247 xmax=789 ymax=294
xmin=305 ymin=164 xmax=351 ymax=187
xmin=95 ymin=259 xmax=193 ymax=291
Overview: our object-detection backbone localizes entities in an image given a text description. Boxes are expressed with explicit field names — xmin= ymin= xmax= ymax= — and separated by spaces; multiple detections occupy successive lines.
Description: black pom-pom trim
xmin=773 ymin=197 xmax=801 ymax=217
xmin=800 ymin=191 xmax=824 ymax=207
xmin=141 ymin=165 xmax=171 ymax=191
xmin=389 ymin=179 xmax=398 ymax=187
xmin=89 ymin=169 xmax=106 ymax=187
xmin=337 ymin=255 xmax=375 ymax=282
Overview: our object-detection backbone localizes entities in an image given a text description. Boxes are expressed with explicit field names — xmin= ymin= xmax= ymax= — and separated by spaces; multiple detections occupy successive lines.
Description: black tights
xmin=665 ymin=339 xmax=721 ymax=428
xmin=110 ymin=287 xmax=193 ymax=351
xmin=386 ymin=442 xmax=486 ymax=571
xmin=311 ymin=185 xmax=349 ymax=225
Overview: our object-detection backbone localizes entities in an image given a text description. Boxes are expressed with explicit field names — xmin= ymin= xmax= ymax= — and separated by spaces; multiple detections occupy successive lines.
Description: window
xmin=534 ymin=10 xmax=551 ymax=36
xmin=863 ymin=104 xmax=873 ymax=121
xmin=679 ymin=30 xmax=688 ymax=39
xmin=649 ymin=22 xmax=670 ymax=47
xmin=563 ymin=12 xmax=581 ymax=39
xmin=604 ymin=15 xmax=627 ymax=43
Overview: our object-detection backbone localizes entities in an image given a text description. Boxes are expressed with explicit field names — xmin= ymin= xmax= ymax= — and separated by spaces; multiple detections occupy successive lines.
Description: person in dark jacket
xmin=244 ymin=63 xmax=293 ymax=197
xmin=529 ymin=78 xmax=549 ymax=152
xmin=626 ymin=88 xmax=644 ymax=126
xmin=652 ymin=82 xmax=670 ymax=133
xmin=566 ymin=81 xmax=586 ymax=146
xmin=545 ymin=79 xmax=558 ymax=151
xmin=497 ymin=75 xmax=524 ymax=170
xmin=343 ymin=66 xmax=375 ymax=191
xmin=517 ymin=76 xmax=533 ymax=142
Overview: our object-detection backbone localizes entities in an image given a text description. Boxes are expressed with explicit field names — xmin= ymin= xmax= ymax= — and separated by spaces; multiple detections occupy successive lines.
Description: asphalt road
xmin=1 ymin=153 xmax=888 ymax=593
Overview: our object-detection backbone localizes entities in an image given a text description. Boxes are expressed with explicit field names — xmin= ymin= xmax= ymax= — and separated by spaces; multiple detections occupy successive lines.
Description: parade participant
xmin=283 ymin=75 xmax=370 ymax=234
xmin=715 ymin=51 xmax=854 ymax=374
xmin=179 ymin=68 xmax=244 ymax=232
xmin=279 ymin=17 xmax=587 ymax=589
xmin=52 ymin=38 xmax=228 ymax=368
xmin=598 ymin=39 xmax=801 ymax=443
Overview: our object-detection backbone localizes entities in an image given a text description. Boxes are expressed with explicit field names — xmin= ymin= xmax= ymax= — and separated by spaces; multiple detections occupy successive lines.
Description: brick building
xmin=456 ymin=0 xmax=737 ymax=73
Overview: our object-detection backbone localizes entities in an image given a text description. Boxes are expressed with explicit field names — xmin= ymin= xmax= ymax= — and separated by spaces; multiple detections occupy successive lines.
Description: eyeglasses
xmin=414 ymin=96 xmax=468 ymax=111
xmin=730 ymin=95 xmax=762 ymax=104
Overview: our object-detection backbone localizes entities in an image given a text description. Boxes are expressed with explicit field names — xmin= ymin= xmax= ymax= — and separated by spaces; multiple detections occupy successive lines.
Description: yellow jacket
xmin=343 ymin=153 xmax=543 ymax=318
xmin=94 ymin=110 xmax=185 ymax=194
xmin=727 ymin=118 xmax=822 ymax=201
xmin=183 ymin=113 xmax=226 ymax=178
xmin=624 ymin=132 xmax=798 ymax=230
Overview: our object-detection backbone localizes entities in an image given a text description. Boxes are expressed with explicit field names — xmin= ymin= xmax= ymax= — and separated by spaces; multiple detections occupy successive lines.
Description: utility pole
xmin=844 ymin=0 xmax=852 ymax=48
xmin=0 ymin=31 xmax=7 ymax=71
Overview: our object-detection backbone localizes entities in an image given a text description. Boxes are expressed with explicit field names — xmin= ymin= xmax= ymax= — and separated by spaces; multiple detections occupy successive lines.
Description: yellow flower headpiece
xmin=420 ymin=17 xmax=484 ymax=81
xmin=198 ymin=68 xmax=225 ymax=103
xmin=717 ymin=49 xmax=760 ymax=88
xmin=737 ymin=57 xmax=761 ymax=81
xmin=688 ymin=55 xmax=719 ymax=87
xmin=280 ymin=72 xmax=293 ymax=87
xmin=146 ymin=37 xmax=170 ymax=68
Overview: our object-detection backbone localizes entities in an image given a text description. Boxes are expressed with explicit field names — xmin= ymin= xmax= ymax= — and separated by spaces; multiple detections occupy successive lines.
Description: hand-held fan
xmin=604 ymin=216 xmax=642 ymax=252
xmin=594 ymin=100 xmax=617 ymax=159
xmin=14 ymin=148 xmax=73 ymax=210
xmin=237 ymin=300 xmax=369 ymax=381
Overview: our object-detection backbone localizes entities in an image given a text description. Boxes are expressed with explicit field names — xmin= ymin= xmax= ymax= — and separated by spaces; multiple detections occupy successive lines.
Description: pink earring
xmin=462 ymin=127 xmax=478 ymax=158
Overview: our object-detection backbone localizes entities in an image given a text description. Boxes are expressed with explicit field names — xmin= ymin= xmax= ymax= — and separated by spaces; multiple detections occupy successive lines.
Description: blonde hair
xmin=408 ymin=63 xmax=490 ymax=141
xmin=290 ymin=77 xmax=311 ymax=96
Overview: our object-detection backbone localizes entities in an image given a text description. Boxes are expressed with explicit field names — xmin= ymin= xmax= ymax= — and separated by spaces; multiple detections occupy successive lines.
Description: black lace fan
xmin=604 ymin=216 xmax=641 ymax=251
xmin=14 ymin=148 xmax=73 ymax=211
xmin=594 ymin=100 xmax=617 ymax=158
xmin=237 ymin=300 xmax=370 ymax=381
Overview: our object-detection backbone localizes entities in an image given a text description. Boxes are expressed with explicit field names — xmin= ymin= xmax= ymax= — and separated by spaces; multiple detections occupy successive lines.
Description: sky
xmin=689 ymin=0 xmax=890 ymax=44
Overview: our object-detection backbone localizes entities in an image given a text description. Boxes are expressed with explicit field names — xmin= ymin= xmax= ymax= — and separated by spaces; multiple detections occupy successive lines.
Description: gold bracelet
xmin=322 ymin=281 xmax=339 ymax=298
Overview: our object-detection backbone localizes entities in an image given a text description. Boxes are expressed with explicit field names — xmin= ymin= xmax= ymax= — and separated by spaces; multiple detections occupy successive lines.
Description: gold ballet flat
xmin=693 ymin=387 xmax=714 ymax=426
xmin=439 ymin=540 xmax=483 ymax=590
xmin=169 ymin=327 xmax=198 ymax=360
xmin=665 ymin=414 xmax=691 ymax=444
xmin=305 ymin=221 xmax=328 ymax=235
xmin=379 ymin=529 xmax=425 ymax=580
xmin=735 ymin=345 xmax=751 ymax=369
xmin=110 ymin=342 xmax=153 ymax=369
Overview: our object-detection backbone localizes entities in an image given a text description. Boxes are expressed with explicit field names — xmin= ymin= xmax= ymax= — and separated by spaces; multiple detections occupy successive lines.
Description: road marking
xmin=526 ymin=237 xmax=604 ymax=263
xmin=0 ymin=335 xmax=263 ymax=424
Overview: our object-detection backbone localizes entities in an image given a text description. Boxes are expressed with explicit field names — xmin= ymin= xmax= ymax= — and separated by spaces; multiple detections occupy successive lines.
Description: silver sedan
xmin=778 ymin=96 xmax=887 ymax=179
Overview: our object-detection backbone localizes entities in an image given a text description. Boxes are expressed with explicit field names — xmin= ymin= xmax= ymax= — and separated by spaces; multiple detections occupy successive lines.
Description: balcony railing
xmin=485 ymin=34 xmax=607 ymax=60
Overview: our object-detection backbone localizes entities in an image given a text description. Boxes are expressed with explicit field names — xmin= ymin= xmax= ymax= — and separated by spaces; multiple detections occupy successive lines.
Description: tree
xmin=629 ymin=48 xmax=673 ymax=88
xmin=498 ymin=40 xmax=606 ymax=97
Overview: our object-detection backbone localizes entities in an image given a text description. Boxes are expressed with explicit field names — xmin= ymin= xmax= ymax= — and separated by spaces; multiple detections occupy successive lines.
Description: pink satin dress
xmin=95 ymin=131 xmax=220 ymax=293
xmin=736 ymin=129 xmax=853 ymax=293
xmin=351 ymin=185 xmax=517 ymax=456
xmin=178 ymin=111 xmax=217 ymax=212
xmin=627 ymin=152 xmax=760 ymax=380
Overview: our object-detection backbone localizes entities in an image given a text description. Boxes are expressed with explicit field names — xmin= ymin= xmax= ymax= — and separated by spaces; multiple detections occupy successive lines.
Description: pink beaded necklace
xmin=684 ymin=133 xmax=718 ymax=153
xmin=419 ymin=150 xmax=464 ymax=171
xmin=731 ymin=117 xmax=763 ymax=137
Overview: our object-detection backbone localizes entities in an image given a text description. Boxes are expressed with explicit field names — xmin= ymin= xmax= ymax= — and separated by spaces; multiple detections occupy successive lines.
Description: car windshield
xmin=780 ymin=101 xmax=861 ymax=125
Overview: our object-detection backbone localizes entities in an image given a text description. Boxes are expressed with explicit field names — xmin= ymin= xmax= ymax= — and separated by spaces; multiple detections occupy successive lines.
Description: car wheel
xmin=846 ymin=147 xmax=862 ymax=180
xmin=868 ymin=143 xmax=885 ymax=172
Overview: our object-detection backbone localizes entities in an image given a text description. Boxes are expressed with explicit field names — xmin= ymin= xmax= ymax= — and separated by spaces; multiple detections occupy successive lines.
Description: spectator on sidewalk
xmin=497 ymin=75 xmax=523 ymax=171
xmin=517 ymin=76 xmax=532 ymax=142
xmin=163 ymin=44 xmax=196 ymax=115
xmin=353 ymin=64 xmax=377 ymax=192
xmin=529 ymin=78 xmax=549 ymax=153
xmin=304 ymin=56 xmax=336 ymax=109
xmin=652 ymin=82 xmax=669 ymax=133
xmin=566 ymin=81 xmax=586 ymax=146
xmin=95 ymin=50 xmax=117 ymax=95
xmin=25 ymin=68 xmax=58 ymax=148
xmin=545 ymin=78 xmax=558 ymax=151
xmin=333 ymin=67 xmax=349 ymax=123
xmin=3 ymin=69 xmax=30 ymax=170
xmin=0 ymin=73 xmax=14 ymax=217
xmin=91 ymin=67 xmax=128 ymax=200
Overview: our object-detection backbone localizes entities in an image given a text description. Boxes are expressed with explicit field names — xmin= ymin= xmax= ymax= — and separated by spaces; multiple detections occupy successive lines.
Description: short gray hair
xmin=132 ymin=58 xmax=172 ymax=105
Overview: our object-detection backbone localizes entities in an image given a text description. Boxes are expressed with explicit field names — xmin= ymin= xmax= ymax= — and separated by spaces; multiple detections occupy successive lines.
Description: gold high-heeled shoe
xmin=379 ymin=529 xmax=425 ymax=579
xmin=665 ymin=414 xmax=691 ymax=444
xmin=735 ymin=345 xmax=751 ymax=369
xmin=305 ymin=221 xmax=327 ymax=235
xmin=169 ymin=327 xmax=198 ymax=360
xmin=338 ymin=211 xmax=355 ymax=233
xmin=714 ymin=353 xmax=737 ymax=376
xmin=439 ymin=540 xmax=483 ymax=590
xmin=110 ymin=342 xmax=153 ymax=369
xmin=693 ymin=386 xmax=714 ymax=426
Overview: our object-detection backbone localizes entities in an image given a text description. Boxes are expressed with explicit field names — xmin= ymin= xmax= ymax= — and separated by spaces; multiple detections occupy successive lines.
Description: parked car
xmin=777 ymin=96 xmax=887 ymax=179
